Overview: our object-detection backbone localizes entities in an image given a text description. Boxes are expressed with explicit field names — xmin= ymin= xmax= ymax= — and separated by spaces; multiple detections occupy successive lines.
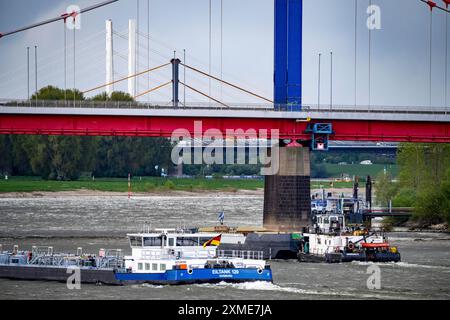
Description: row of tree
xmin=375 ymin=143 xmax=450 ymax=227
xmin=1 ymin=86 xmax=172 ymax=180
xmin=0 ymin=135 xmax=173 ymax=180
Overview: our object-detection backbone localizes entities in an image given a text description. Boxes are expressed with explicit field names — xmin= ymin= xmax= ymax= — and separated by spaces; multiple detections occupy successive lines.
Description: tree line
xmin=375 ymin=143 xmax=450 ymax=227
xmin=0 ymin=86 xmax=172 ymax=180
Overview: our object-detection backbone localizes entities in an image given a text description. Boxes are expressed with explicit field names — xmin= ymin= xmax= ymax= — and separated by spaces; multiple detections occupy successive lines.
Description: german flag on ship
xmin=202 ymin=235 xmax=222 ymax=248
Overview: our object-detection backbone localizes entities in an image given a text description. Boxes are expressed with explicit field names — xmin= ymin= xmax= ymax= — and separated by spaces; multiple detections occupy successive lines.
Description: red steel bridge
xmin=0 ymin=0 xmax=449 ymax=144
xmin=0 ymin=59 xmax=449 ymax=144
xmin=0 ymin=0 xmax=449 ymax=231
xmin=0 ymin=99 xmax=449 ymax=143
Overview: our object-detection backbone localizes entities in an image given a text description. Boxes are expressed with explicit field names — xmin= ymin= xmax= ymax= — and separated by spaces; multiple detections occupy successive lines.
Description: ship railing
xmin=216 ymin=250 xmax=264 ymax=260
xmin=98 ymin=256 xmax=125 ymax=269
xmin=324 ymin=245 xmax=345 ymax=254
xmin=141 ymin=250 xmax=174 ymax=260
xmin=140 ymin=249 xmax=217 ymax=260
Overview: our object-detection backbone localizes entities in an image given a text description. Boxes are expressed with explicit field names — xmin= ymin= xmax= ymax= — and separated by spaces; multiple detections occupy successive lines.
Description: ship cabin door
xmin=301 ymin=236 xmax=310 ymax=254
xmin=167 ymin=237 xmax=175 ymax=248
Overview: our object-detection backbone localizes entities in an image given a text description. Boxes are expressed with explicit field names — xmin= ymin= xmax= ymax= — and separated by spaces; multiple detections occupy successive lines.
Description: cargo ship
xmin=297 ymin=211 xmax=401 ymax=263
xmin=0 ymin=228 xmax=272 ymax=285
xmin=200 ymin=196 xmax=401 ymax=263
xmin=198 ymin=225 xmax=301 ymax=260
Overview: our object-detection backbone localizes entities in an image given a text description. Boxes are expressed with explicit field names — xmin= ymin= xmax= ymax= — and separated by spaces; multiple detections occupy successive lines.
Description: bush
xmin=413 ymin=187 xmax=448 ymax=226
xmin=382 ymin=216 xmax=410 ymax=230
xmin=392 ymin=188 xmax=415 ymax=207
xmin=163 ymin=180 xmax=175 ymax=190
xmin=374 ymin=171 xmax=397 ymax=207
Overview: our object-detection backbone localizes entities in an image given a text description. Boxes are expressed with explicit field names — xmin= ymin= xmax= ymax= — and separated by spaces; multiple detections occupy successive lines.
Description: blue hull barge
xmin=115 ymin=267 xmax=272 ymax=285
xmin=0 ymin=228 xmax=273 ymax=285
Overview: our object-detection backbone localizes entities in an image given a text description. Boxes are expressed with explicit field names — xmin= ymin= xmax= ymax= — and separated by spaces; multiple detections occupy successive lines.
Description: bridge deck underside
xmin=0 ymin=114 xmax=449 ymax=142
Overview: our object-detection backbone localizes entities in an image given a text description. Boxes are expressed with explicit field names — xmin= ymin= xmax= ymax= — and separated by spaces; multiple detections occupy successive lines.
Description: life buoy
xmin=187 ymin=269 xmax=193 ymax=275
xmin=257 ymin=267 xmax=263 ymax=274
xmin=348 ymin=242 xmax=355 ymax=250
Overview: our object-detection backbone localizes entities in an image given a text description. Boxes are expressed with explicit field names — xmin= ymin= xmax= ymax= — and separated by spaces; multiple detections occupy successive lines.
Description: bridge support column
xmin=263 ymin=146 xmax=311 ymax=231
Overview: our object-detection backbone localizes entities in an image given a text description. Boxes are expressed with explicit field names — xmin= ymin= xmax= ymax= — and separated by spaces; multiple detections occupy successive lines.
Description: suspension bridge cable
xmin=136 ymin=0 xmax=140 ymax=97
xmin=419 ymin=2 xmax=450 ymax=106
xmin=83 ymin=62 xmax=170 ymax=94
xmin=0 ymin=30 xmax=105 ymax=84
xmin=134 ymin=80 xmax=171 ymax=99
xmin=220 ymin=0 xmax=223 ymax=101
xmin=147 ymin=0 xmax=151 ymax=102
xmin=64 ymin=21 xmax=67 ymax=102
xmin=429 ymin=8 xmax=433 ymax=107
xmin=112 ymin=36 xmax=243 ymax=103
xmin=0 ymin=0 xmax=118 ymax=39
xmin=131 ymin=29 xmax=263 ymax=94
xmin=368 ymin=0 xmax=372 ymax=107
xmin=114 ymin=30 xmax=173 ymax=62
xmin=73 ymin=17 xmax=76 ymax=105
xmin=12 ymin=49 xmax=106 ymax=94
xmin=354 ymin=0 xmax=357 ymax=107
xmin=180 ymin=81 xmax=229 ymax=108
xmin=443 ymin=0 xmax=449 ymax=107
xmin=134 ymin=76 xmax=175 ymax=103
xmin=209 ymin=0 xmax=212 ymax=101
xmin=180 ymin=63 xmax=273 ymax=103
xmin=419 ymin=0 xmax=450 ymax=13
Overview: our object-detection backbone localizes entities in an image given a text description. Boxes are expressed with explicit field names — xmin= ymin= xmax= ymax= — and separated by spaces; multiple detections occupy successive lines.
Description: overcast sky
xmin=0 ymin=0 xmax=448 ymax=107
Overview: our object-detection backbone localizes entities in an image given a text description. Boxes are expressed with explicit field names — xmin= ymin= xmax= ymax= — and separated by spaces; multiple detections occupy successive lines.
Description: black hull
xmin=0 ymin=265 xmax=120 ymax=285
xmin=0 ymin=265 xmax=273 ymax=286
xmin=297 ymin=252 xmax=401 ymax=264
xmin=297 ymin=252 xmax=326 ymax=263
xmin=219 ymin=233 xmax=299 ymax=259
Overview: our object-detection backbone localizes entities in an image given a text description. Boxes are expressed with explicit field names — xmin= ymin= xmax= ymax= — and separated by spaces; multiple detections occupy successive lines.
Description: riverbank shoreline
xmin=0 ymin=188 xmax=265 ymax=198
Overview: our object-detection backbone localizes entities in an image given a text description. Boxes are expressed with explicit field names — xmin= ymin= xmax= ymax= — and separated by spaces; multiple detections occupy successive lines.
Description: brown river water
xmin=0 ymin=194 xmax=449 ymax=300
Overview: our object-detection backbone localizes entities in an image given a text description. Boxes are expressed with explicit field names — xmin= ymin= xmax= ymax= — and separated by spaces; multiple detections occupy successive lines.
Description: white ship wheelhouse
xmin=123 ymin=229 xmax=266 ymax=274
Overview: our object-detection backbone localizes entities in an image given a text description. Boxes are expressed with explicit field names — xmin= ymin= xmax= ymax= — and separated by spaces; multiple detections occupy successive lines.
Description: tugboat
xmin=0 ymin=228 xmax=272 ymax=285
xmin=297 ymin=212 xmax=401 ymax=263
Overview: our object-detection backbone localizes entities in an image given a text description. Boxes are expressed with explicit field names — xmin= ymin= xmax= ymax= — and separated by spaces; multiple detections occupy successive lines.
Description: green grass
xmin=1 ymin=165 xmax=397 ymax=193
xmin=322 ymin=164 xmax=399 ymax=178
xmin=311 ymin=181 xmax=353 ymax=189
xmin=0 ymin=177 xmax=265 ymax=193
xmin=0 ymin=176 xmax=361 ymax=194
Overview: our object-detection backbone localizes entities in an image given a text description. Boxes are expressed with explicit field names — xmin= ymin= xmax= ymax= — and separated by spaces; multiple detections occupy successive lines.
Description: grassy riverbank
xmin=0 ymin=176 xmax=354 ymax=193
xmin=322 ymin=164 xmax=399 ymax=178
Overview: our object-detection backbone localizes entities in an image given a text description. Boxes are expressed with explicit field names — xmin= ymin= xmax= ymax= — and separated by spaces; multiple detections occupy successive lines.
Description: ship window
xmin=324 ymin=217 xmax=329 ymax=224
xmin=152 ymin=263 xmax=158 ymax=271
xmin=160 ymin=264 xmax=166 ymax=271
xmin=129 ymin=236 xmax=143 ymax=247
xmin=200 ymin=237 xmax=213 ymax=246
xmin=145 ymin=263 xmax=150 ymax=271
xmin=176 ymin=237 xmax=200 ymax=246
xmin=143 ymin=237 xmax=162 ymax=246
xmin=317 ymin=238 xmax=321 ymax=245
xmin=138 ymin=263 xmax=143 ymax=270
xmin=168 ymin=238 xmax=174 ymax=246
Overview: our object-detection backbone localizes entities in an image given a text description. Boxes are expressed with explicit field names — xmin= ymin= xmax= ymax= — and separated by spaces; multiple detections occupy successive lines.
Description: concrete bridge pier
xmin=263 ymin=146 xmax=311 ymax=232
